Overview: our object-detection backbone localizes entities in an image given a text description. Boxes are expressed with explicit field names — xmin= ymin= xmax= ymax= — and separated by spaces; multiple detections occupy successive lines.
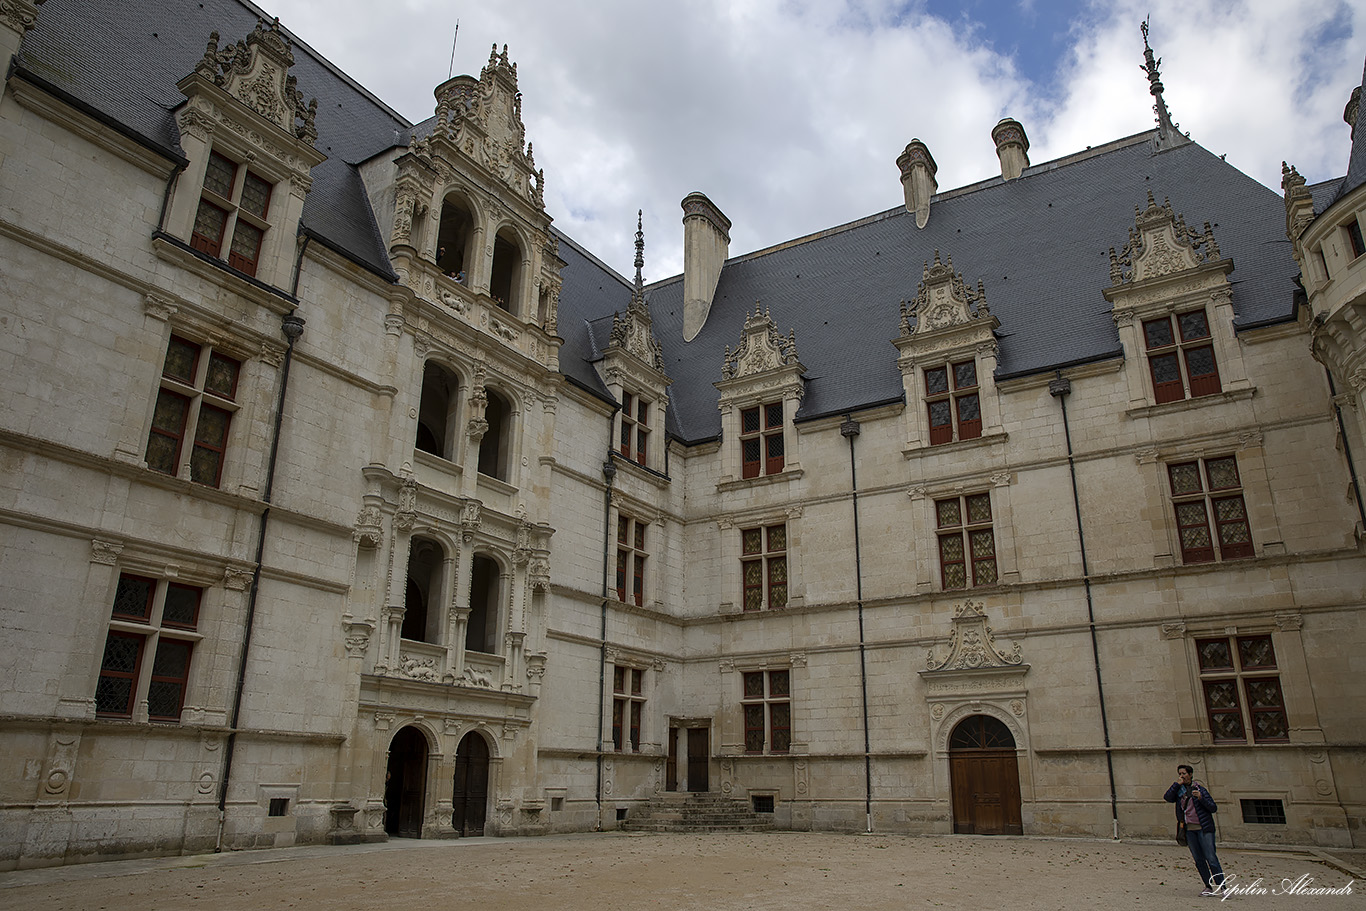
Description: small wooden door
xmin=453 ymin=732 xmax=490 ymax=836
xmin=384 ymin=726 xmax=428 ymax=838
xmin=687 ymin=727 xmax=709 ymax=792
xmin=949 ymin=716 xmax=1022 ymax=835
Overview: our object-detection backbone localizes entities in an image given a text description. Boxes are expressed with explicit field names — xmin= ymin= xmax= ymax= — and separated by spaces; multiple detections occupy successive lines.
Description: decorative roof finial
xmin=633 ymin=209 xmax=645 ymax=293
xmin=1141 ymin=19 xmax=1186 ymax=150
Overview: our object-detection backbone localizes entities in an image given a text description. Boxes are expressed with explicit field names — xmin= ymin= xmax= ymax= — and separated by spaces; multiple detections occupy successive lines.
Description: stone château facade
xmin=0 ymin=0 xmax=1363 ymax=868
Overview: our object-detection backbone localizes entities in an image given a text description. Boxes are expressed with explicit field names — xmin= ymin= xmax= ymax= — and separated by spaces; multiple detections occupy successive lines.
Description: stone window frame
xmin=189 ymin=148 xmax=275 ymax=278
xmin=1165 ymin=454 xmax=1254 ymax=564
xmin=144 ymin=333 xmax=243 ymax=488
xmin=1141 ymin=307 xmax=1222 ymax=404
xmin=615 ymin=513 xmax=649 ymax=607
xmin=611 ymin=664 xmax=647 ymax=752
xmin=924 ymin=359 xmax=984 ymax=445
xmin=909 ymin=477 xmax=1016 ymax=592
xmin=739 ymin=400 xmax=785 ymax=477
xmin=1194 ymin=633 xmax=1289 ymax=744
xmin=741 ymin=668 xmax=792 ymax=755
xmin=618 ymin=389 xmax=653 ymax=468
xmin=740 ymin=522 xmax=788 ymax=612
xmin=934 ymin=491 xmax=998 ymax=590
xmin=95 ymin=569 xmax=211 ymax=724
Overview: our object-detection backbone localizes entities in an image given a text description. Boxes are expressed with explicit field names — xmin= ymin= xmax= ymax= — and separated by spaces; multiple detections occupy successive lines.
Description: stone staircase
xmin=619 ymin=793 xmax=775 ymax=833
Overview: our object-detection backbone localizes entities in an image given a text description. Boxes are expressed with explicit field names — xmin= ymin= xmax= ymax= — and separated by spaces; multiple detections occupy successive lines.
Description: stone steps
xmin=620 ymin=794 xmax=774 ymax=833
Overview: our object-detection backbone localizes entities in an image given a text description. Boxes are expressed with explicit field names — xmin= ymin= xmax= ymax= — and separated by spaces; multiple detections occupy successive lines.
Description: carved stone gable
xmin=193 ymin=19 xmax=317 ymax=144
xmin=722 ymin=304 xmax=802 ymax=381
xmin=1108 ymin=192 xmax=1222 ymax=286
xmin=925 ymin=600 xmax=1023 ymax=671
xmin=900 ymin=250 xmax=991 ymax=337
xmin=425 ymin=44 xmax=545 ymax=208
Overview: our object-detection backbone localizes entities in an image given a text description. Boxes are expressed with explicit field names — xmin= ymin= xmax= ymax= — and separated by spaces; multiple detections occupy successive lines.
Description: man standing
xmin=1164 ymin=764 xmax=1225 ymax=896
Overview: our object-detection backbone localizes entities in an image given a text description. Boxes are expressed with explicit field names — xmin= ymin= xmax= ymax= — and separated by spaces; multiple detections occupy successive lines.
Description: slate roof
xmin=1332 ymin=58 xmax=1366 ymax=206
xmin=13 ymin=0 xmax=1306 ymax=448
xmin=13 ymin=0 xmax=405 ymax=278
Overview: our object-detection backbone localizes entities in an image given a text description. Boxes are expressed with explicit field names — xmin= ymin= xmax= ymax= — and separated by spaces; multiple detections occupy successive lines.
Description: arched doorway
xmin=453 ymin=731 xmax=490 ymax=836
xmin=949 ymin=714 xmax=1022 ymax=835
xmin=384 ymin=726 xmax=428 ymax=838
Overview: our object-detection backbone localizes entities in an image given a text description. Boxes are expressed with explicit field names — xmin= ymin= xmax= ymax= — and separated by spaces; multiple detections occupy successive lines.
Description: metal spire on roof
xmin=1141 ymin=19 xmax=1187 ymax=150
xmin=631 ymin=209 xmax=646 ymax=305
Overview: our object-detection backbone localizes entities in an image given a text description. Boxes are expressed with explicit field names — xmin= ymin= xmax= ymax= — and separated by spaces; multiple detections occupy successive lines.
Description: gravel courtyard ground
xmin=1 ymin=832 xmax=1361 ymax=910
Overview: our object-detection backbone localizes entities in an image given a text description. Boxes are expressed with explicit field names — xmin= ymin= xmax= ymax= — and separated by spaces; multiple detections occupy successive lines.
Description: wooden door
xmin=949 ymin=716 xmax=1022 ymax=835
xmin=384 ymin=726 xmax=427 ymax=838
xmin=453 ymin=732 xmax=490 ymax=836
xmin=687 ymin=727 xmax=709 ymax=792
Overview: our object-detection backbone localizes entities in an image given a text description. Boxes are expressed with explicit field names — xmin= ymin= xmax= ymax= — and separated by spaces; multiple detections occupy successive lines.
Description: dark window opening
xmin=752 ymin=794 xmax=775 ymax=813
xmin=436 ymin=197 xmax=474 ymax=279
xmin=615 ymin=807 xmax=628 ymax=822
xmin=403 ymin=539 xmax=443 ymax=643
xmin=1240 ymin=799 xmax=1286 ymax=825
xmin=489 ymin=230 xmax=522 ymax=314
xmin=416 ymin=362 xmax=459 ymax=460
xmin=477 ymin=388 xmax=512 ymax=481
xmin=268 ymin=798 xmax=290 ymax=817
xmin=467 ymin=555 xmax=499 ymax=653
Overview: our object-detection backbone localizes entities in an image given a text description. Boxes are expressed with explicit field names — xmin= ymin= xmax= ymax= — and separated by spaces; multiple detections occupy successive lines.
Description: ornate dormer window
xmin=384 ymin=45 xmax=563 ymax=369
xmin=716 ymin=305 xmax=805 ymax=486
xmin=894 ymin=252 xmax=1003 ymax=453
xmin=600 ymin=213 xmax=670 ymax=474
xmin=1104 ymin=193 xmax=1252 ymax=414
xmin=164 ymin=20 xmax=324 ymax=290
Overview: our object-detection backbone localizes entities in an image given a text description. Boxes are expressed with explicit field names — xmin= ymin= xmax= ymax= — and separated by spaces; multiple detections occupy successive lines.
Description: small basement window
xmin=615 ymin=807 xmax=628 ymax=822
xmin=268 ymin=797 xmax=290 ymax=817
xmin=550 ymin=796 xmax=564 ymax=812
xmin=752 ymin=794 xmax=775 ymax=813
xmin=1240 ymin=799 xmax=1286 ymax=825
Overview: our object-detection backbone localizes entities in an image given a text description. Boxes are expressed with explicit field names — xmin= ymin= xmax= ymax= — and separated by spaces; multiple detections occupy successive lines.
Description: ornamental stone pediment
xmin=186 ymin=19 xmax=318 ymax=146
xmin=1105 ymin=192 xmax=1231 ymax=292
xmin=921 ymin=601 xmax=1028 ymax=695
xmin=721 ymin=304 xmax=802 ymax=382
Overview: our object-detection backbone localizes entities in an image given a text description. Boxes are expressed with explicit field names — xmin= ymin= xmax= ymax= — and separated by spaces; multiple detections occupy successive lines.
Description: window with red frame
xmin=611 ymin=665 xmax=645 ymax=751
xmin=1142 ymin=310 xmax=1221 ymax=404
xmin=925 ymin=360 xmax=982 ymax=445
xmin=741 ymin=524 xmax=787 ymax=611
xmin=96 ymin=573 xmax=201 ymax=722
xmin=145 ymin=335 xmax=240 ymax=487
xmin=191 ymin=151 xmax=272 ymax=277
xmin=935 ymin=493 xmax=997 ymax=589
xmin=615 ymin=515 xmax=647 ymax=606
xmin=1196 ymin=635 xmax=1288 ymax=743
xmin=619 ymin=392 xmax=650 ymax=466
xmin=740 ymin=402 xmax=784 ymax=478
xmin=1168 ymin=456 xmax=1253 ymax=564
xmin=742 ymin=669 xmax=791 ymax=754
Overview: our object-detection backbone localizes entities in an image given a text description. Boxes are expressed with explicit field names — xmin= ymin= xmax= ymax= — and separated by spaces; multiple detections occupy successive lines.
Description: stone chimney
xmin=681 ymin=192 xmax=731 ymax=341
xmin=992 ymin=118 xmax=1030 ymax=181
xmin=897 ymin=140 xmax=938 ymax=229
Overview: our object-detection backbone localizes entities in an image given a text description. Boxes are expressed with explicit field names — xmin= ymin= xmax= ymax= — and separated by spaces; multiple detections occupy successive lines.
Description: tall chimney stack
xmin=897 ymin=140 xmax=938 ymax=229
xmin=992 ymin=118 xmax=1030 ymax=181
xmin=681 ymin=192 xmax=731 ymax=341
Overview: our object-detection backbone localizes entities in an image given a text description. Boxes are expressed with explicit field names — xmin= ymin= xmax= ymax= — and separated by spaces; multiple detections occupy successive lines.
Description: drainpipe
xmin=1323 ymin=368 xmax=1366 ymax=528
xmin=841 ymin=416 xmax=874 ymax=833
xmin=215 ymin=310 xmax=306 ymax=851
xmin=595 ymin=441 xmax=618 ymax=831
xmin=1049 ymin=372 xmax=1119 ymax=839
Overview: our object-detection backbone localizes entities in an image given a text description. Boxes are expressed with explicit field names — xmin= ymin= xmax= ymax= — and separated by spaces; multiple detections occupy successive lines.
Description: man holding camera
xmin=1164 ymin=764 xmax=1226 ymax=896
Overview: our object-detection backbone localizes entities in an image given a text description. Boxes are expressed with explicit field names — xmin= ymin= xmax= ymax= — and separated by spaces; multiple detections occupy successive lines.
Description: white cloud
xmin=261 ymin=0 xmax=1366 ymax=278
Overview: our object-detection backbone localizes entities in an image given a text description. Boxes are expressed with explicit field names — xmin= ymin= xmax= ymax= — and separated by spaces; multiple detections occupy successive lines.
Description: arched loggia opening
xmin=489 ymin=228 xmax=523 ymax=314
xmin=466 ymin=555 xmax=500 ymax=654
xmin=435 ymin=195 xmax=475 ymax=280
xmin=403 ymin=537 xmax=444 ymax=643
xmin=415 ymin=362 xmax=459 ymax=460
xmin=384 ymin=726 xmax=429 ymax=838
xmin=949 ymin=714 xmax=1023 ymax=835
xmin=477 ymin=387 xmax=512 ymax=481
xmin=452 ymin=730 xmax=490 ymax=836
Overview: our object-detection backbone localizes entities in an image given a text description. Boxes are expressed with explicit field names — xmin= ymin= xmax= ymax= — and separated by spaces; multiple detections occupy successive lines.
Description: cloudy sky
xmin=258 ymin=0 xmax=1365 ymax=279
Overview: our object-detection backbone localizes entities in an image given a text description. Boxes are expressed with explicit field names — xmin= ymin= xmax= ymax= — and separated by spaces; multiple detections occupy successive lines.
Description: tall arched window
xmin=477 ymin=388 xmax=512 ymax=481
xmin=466 ymin=555 xmax=500 ymax=654
xmin=489 ymin=228 xmax=523 ymax=314
xmin=403 ymin=537 xmax=444 ymax=643
xmin=416 ymin=362 xmax=460 ymax=460
xmin=436 ymin=195 xmax=475 ymax=279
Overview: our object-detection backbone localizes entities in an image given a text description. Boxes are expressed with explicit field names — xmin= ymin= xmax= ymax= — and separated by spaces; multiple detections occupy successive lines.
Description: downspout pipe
xmin=1049 ymin=372 xmax=1120 ymax=839
xmin=595 ymin=442 xmax=618 ymax=830
xmin=841 ymin=416 xmax=873 ymax=833
xmin=215 ymin=310 xmax=306 ymax=851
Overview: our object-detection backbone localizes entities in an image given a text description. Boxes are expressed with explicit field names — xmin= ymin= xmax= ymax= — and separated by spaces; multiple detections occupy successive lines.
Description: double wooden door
xmin=453 ymin=732 xmax=489 ymax=836
xmin=949 ymin=715 xmax=1023 ymax=835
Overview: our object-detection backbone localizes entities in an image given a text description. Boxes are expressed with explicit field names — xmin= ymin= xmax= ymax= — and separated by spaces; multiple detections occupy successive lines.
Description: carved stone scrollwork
xmin=193 ymin=20 xmax=318 ymax=144
xmin=394 ymin=477 xmax=419 ymax=530
xmin=900 ymin=250 xmax=990 ymax=336
xmin=90 ymin=539 xmax=124 ymax=566
xmin=354 ymin=505 xmax=383 ymax=548
xmin=142 ymin=292 xmax=178 ymax=322
xmin=398 ymin=653 xmax=440 ymax=682
xmin=1108 ymin=191 xmax=1222 ymax=285
xmin=721 ymin=303 xmax=801 ymax=380
xmin=342 ymin=612 xmax=374 ymax=657
xmin=223 ymin=566 xmax=253 ymax=591
xmin=925 ymin=600 xmax=1024 ymax=671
